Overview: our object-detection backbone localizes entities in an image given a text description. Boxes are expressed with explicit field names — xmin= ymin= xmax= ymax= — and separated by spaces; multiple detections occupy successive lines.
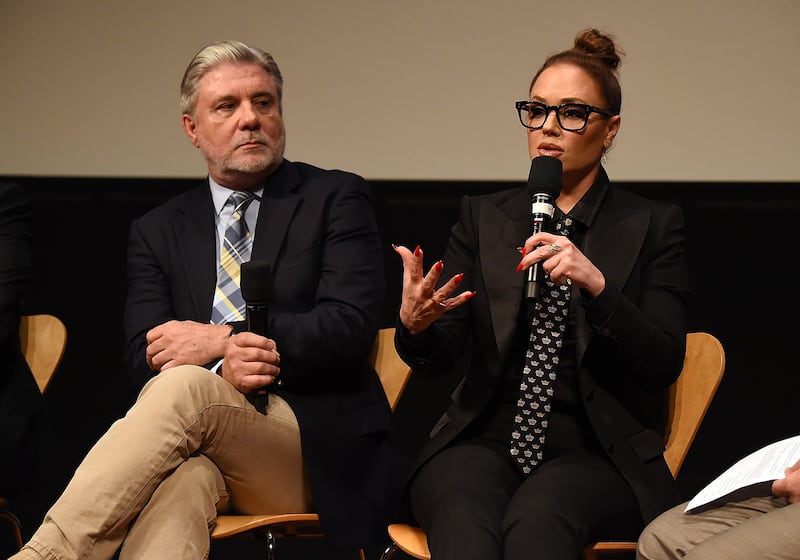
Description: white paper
xmin=685 ymin=435 xmax=800 ymax=512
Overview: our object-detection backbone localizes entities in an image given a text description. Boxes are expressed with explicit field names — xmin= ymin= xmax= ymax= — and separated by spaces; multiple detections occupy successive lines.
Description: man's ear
xmin=182 ymin=114 xmax=199 ymax=147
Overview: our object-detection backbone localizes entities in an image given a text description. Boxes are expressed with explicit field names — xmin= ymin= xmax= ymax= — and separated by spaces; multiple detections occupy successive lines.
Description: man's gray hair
xmin=179 ymin=40 xmax=283 ymax=116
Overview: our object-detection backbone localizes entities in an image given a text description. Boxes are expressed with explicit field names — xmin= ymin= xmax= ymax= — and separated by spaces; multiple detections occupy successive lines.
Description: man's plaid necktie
xmin=211 ymin=191 xmax=257 ymax=325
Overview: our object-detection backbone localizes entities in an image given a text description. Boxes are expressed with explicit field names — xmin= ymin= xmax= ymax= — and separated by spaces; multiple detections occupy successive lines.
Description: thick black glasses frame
xmin=515 ymin=100 xmax=615 ymax=132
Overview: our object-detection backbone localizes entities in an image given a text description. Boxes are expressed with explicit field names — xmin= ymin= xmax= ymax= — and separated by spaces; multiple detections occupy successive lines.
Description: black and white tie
xmin=510 ymin=215 xmax=574 ymax=474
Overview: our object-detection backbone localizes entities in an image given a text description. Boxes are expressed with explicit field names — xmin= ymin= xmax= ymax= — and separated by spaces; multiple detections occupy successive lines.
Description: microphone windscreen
xmin=240 ymin=260 xmax=274 ymax=305
xmin=527 ymin=156 xmax=563 ymax=199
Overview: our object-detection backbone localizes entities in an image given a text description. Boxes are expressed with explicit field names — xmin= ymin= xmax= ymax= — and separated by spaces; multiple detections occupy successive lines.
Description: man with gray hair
xmin=12 ymin=40 xmax=392 ymax=559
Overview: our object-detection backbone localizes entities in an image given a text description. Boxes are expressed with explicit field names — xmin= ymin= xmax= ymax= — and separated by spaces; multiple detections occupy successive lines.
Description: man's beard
xmin=205 ymin=133 xmax=286 ymax=178
xmin=225 ymin=152 xmax=277 ymax=174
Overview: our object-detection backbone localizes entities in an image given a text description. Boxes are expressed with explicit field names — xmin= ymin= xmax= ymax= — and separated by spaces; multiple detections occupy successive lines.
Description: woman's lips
xmin=537 ymin=145 xmax=562 ymax=157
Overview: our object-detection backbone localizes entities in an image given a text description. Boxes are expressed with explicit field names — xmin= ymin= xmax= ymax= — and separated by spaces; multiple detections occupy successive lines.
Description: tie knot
xmin=227 ymin=190 xmax=256 ymax=213
xmin=553 ymin=214 xmax=574 ymax=236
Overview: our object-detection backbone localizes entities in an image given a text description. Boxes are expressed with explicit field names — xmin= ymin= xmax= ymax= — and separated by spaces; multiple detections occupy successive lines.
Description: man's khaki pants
xmin=14 ymin=365 xmax=310 ymax=560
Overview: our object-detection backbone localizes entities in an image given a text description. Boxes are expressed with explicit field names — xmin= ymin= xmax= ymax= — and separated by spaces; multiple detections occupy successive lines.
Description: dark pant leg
xmin=503 ymin=450 xmax=642 ymax=560
xmin=410 ymin=442 xmax=522 ymax=560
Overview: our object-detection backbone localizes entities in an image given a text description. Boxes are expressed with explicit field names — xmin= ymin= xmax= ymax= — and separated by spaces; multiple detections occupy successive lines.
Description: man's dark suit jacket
xmin=397 ymin=169 xmax=689 ymax=525
xmin=0 ymin=182 xmax=40 ymax=497
xmin=122 ymin=160 xmax=392 ymax=549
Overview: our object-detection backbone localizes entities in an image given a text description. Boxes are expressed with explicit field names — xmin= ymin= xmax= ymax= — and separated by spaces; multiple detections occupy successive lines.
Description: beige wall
xmin=1 ymin=0 xmax=798 ymax=181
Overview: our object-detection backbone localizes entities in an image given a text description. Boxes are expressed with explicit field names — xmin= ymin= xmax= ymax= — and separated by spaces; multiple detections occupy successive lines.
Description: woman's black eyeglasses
xmin=515 ymin=101 xmax=616 ymax=132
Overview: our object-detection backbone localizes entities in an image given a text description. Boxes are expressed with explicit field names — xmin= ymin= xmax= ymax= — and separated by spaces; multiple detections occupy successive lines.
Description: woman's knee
xmin=503 ymin=492 xmax=568 ymax=534
xmin=410 ymin=470 xmax=507 ymax=533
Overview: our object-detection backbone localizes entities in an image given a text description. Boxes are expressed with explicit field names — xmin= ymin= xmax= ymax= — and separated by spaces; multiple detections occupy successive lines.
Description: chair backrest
xmin=663 ymin=331 xmax=725 ymax=477
xmin=18 ymin=313 xmax=67 ymax=394
xmin=370 ymin=327 xmax=411 ymax=412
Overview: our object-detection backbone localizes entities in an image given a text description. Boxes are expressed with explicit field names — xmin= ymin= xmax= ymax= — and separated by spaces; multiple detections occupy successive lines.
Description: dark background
xmin=1 ymin=176 xmax=798 ymax=559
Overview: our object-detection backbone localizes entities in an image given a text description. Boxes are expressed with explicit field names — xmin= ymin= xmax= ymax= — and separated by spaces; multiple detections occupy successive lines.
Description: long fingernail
xmin=391 ymin=243 xmax=399 ymax=252
xmin=515 ymin=262 xmax=524 ymax=272
xmin=454 ymin=273 xmax=464 ymax=282
xmin=465 ymin=291 xmax=477 ymax=300
xmin=435 ymin=260 xmax=443 ymax=271
xmin=414 ymin=245 xmax=421 ymax=257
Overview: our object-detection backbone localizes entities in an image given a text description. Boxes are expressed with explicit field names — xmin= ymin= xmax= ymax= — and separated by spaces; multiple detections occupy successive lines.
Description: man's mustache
xmin=234 ymin=135 xmax=270 ymax=147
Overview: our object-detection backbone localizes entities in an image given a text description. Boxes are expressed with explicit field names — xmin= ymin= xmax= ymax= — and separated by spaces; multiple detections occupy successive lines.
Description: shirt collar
xmin=208 ymin=177 xmax=264 ymax=216
xmin=558 ymin=167 xmax=610 ymax=229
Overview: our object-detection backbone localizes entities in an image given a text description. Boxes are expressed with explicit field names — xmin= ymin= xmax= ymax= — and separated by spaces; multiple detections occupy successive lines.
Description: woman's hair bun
xmin=573 ymin=28 xmax=622 ymax=70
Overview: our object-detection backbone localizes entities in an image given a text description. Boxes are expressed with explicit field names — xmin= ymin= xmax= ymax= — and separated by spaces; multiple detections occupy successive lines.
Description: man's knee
xmin=636 ymin=519 xmax=668 ymax=560
xmin=141 ymin=364 xmax=217 ymax=393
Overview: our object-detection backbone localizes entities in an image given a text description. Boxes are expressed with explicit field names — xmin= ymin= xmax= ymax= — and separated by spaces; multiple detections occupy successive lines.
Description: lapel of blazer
xmin=576 ymin=187 xmax=650 ymax=359
xmin=480 ymin=186 xmax=530 ymax=360
xmin=173 ymin=185 xmax=217 ymax=322
xmin=250 ymin=161 xmax=301 ymax=268
xmin=477 ymin=180 xmax=651 ymax=366
xmin=585 ymin=195 xmax=649 ymax=295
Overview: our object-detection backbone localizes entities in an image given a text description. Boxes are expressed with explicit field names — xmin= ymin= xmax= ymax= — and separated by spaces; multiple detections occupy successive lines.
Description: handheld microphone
xmin=525 ymin=156 xmax=563 ymax=300
xmin=240 ymin=259 xmax=274 ymax=414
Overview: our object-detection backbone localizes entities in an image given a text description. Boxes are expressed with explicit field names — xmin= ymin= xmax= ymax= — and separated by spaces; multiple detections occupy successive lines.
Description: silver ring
xmin=431 ymin=297 xmax=447 ymax=308
xmin=548 ymin=243 xmax=562 ymax=255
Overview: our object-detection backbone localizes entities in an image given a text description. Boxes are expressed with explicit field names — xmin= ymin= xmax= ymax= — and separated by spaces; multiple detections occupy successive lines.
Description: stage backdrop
xmin=1 ymin=0 xmax=799 ymax=182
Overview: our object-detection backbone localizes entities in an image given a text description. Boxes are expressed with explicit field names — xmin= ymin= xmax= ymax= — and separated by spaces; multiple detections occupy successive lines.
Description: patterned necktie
xmin=510 ymin=215 xmax=574 ymax=475
xmin=211 ymin=191 xmax=257 ymax=325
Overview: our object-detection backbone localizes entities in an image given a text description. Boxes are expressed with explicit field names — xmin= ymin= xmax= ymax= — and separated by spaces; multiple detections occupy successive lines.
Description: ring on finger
xmin=431 ymin=296 xmax=447 ymax=308
xmin=548 ymin=243 xmax=562 ymax=255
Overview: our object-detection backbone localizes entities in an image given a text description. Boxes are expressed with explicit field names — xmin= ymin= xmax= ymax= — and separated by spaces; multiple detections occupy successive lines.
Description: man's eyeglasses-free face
xmin=515 ymin=101 xmax=616 ymax=133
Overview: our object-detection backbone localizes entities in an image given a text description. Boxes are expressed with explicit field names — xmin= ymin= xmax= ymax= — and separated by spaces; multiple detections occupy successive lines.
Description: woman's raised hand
xmin=393 ymin=244 xmax=474 ymax=335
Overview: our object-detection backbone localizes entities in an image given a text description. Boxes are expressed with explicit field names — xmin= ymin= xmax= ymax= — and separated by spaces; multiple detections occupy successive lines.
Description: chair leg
xmin=265 ymin=529 xmax=276 ymax=560
xmin=255 ymin=528 xmax=366 ymax=560
xmin=0 ymin=509 xmax=23 ymax=552
xmin=379 ymin=542 xmax=399 ymax=560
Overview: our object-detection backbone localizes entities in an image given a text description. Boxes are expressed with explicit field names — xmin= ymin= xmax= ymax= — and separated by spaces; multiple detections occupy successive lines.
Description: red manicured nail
xmin=515 ymin=262 xmax=524 ymax=272
xmin=465 ymin=291 xmax=476 ymax=300
xmin=414 ymin=245 xmax=421 ymax=257
xmin=435 ymin=260 xmax=443 ymax=271
xmin=454 ymin=273 xmax=464 ymax=282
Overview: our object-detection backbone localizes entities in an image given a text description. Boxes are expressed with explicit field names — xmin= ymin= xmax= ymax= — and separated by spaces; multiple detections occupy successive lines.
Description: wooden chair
xmin=380 ymin=331 xmax=726 ymax=560
xmin=18 ymin=314 xmax=68 ymax=393
xmin=1 ymin=314 xmax=68 ymax=552
xmin=211 ymin=327 xmax=411 ymax=560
